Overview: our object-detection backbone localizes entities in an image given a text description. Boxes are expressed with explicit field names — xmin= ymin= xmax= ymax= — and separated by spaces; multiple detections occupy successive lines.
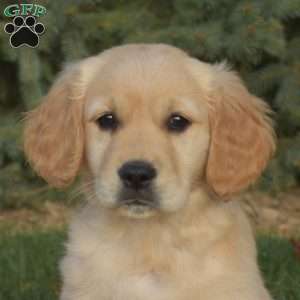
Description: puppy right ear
xmin=24 ymin=65 xmax=85 ymax=188
xmin=205 ymin=64 xmax=276 ymax=198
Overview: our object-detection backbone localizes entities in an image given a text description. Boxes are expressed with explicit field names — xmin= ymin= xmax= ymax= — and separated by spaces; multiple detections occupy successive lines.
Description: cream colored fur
xmin=24 ymin=44 xmax=275 ymax=300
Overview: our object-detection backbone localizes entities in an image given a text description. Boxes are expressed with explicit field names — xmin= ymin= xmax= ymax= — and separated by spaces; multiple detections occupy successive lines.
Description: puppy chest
xmin=113 ymin=272 xmax=173 ymax=300
xmin=64 ymin=239 xmax=217 ymax=300
xmin=63 ymin=255 xmax=175 ymax=299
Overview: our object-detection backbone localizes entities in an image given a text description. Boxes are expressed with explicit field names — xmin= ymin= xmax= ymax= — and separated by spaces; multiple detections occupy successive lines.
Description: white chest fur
xmin=60 ymin=202 xmax=270 ymax=300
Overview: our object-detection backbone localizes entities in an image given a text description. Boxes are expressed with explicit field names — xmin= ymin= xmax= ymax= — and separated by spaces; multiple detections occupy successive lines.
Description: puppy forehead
xmin=91 ymin=50 xmax=194 ymax=92
xmin=85 ymin=45 xmax=208 ymax=118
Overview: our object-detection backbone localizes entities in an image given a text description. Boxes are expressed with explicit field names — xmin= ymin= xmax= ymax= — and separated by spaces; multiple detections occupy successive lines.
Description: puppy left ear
xmin=24 ymin=65 xmax=85 ymax=188
xmin=24 ymin=54 xmax=105 ymax=188
xmin=205 ymin=64 xmax=276 ymax=198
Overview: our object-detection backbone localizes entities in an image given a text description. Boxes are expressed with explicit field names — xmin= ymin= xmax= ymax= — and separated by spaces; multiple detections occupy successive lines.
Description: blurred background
xmin=0 ymin=1 xmax=299 ymax=299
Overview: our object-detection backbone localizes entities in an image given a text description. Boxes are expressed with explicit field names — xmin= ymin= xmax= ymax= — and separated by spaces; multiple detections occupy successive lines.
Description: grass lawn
xmin=0 ymin=231 xmax=299 ymax=300
xmin=0 ymin=230 xmax=65 ymax=300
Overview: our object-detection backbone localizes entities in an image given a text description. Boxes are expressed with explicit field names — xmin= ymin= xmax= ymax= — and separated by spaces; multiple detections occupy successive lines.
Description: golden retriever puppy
xmin=24 ymin=44 xmax=275 ymax=300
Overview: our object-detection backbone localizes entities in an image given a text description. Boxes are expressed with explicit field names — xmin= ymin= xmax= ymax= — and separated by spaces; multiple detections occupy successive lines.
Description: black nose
xmin=118 ymin=160 xmax=157 ymax=190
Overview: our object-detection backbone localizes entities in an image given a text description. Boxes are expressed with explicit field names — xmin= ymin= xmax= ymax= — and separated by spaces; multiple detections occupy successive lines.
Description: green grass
xmin=0 ymin=230 xmax=66 ymax=300
xmin=0 ymin=231 xmax=299 ymax=300
xmin=258 ymin=236 xmax=300 ymax=300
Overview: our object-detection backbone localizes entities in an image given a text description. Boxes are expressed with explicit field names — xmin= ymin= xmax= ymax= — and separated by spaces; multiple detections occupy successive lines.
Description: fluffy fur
xmin=24 ymin=44 xmax=275 ymax=300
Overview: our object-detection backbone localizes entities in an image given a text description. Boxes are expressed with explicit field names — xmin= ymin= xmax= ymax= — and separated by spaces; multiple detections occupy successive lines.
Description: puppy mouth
xmin=120 ymin=198 xmax=157 ymax=208
xmin=117 ymin=188 xmax=159 ymax=218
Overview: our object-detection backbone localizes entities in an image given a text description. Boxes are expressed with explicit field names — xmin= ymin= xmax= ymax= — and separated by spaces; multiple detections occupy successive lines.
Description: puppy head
xmin=24 ymin=44 xmax=275 ymax=218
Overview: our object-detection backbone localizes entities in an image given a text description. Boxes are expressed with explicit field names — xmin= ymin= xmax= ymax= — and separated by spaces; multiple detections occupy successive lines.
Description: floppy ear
xmin=24 ymin=65 xmax=85 ymax=188
xmin=205 ymin=64 xmax=276 ymax=198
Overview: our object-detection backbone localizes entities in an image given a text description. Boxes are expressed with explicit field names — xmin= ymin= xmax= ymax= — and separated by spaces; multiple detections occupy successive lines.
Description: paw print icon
xmin=4 ymin=16 xmax=45 ymax=48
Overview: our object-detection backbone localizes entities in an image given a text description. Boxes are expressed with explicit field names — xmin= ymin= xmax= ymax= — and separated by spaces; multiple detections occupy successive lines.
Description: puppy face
xmin=84 ymin=53 xmax=210 ymax=217
xmin=24 ymin=44 xmax=275 ymax=219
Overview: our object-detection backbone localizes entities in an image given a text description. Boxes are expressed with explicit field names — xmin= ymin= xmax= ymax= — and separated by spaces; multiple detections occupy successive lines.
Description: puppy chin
xmin=117 ymin=204 xmax=158 ymax=219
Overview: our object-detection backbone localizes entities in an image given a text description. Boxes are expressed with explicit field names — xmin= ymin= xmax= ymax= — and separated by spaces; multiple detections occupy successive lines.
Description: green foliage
xmin=0 ymin=115 xmax=78 ymax=210
xmin=0 ymin=0 xmax=300 ymax=204
xmin=259 ymin=136 xmax=300 ymax=192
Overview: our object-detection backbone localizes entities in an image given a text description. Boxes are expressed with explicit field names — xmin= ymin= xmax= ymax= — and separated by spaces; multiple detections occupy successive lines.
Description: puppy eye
xmin=96 ymin=113 xmax=119 ymax=131
xmin=166 ymin=114 xmax=191 ymax=133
